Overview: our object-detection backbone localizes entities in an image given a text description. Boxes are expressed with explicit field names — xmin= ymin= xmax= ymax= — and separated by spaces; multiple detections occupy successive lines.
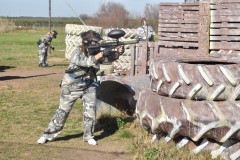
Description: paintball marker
xmin=87 ymin=29 xmax=139 ymax=57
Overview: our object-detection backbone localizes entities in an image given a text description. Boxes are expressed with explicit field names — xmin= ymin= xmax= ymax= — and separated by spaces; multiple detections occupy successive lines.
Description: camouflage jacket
xmin=137 ymin=25 xmax=155 ymax=41
xmin=61 ymin=48 xmax=100 ymax=88
xmin=38 ymin=34 xmax=53 ymax=48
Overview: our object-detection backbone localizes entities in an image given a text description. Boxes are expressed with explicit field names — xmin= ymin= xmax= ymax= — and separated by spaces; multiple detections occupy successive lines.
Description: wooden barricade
xmin=130 ymin=42 xmax=157 ymax=76
xmin=157 ymin=2 xmax=210 ymax=55
xmin=129 ymin=1 xmax=240 ymax=76
xmin=210 ymin=0 xmax=240 ymax=55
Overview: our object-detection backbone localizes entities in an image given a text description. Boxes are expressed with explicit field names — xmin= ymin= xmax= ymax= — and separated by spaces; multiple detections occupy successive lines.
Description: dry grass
xmin=0 ymin=18 xmax=16 ymax=33
xmin=0 ymin=27 xmax=224 ymax=160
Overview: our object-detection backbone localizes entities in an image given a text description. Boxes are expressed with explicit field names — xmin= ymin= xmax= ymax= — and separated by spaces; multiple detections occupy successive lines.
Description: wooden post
xmin=198 ymin=2 xmax=210 ymax=54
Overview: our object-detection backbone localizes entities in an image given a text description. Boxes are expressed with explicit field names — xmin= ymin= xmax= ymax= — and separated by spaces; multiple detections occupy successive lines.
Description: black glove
xmin=51 ymin=46 xmax=55 ymax=51
xmin=102 ymin=48 xmax=112 ymax=57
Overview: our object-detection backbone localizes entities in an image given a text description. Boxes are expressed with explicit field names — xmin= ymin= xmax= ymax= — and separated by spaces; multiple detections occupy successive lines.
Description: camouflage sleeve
xmin=70 ymin=48 xmax=98 ymax=68
xmin=149 ymin=26 xmax=155 ymax=36
xmin=41 ymin=35 xmax=52 ymax=45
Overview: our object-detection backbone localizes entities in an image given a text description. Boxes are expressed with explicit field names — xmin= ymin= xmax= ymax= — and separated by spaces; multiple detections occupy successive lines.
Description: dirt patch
xmin=0 ymin=67 xmax=133 ymax=160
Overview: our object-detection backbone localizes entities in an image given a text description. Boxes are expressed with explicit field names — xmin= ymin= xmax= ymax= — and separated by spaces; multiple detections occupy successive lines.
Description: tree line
xmin=5 ymin=2 xmax=159 ymax=32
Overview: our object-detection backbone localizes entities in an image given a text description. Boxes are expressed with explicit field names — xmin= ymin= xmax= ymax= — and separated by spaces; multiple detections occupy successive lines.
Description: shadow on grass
xmin=0 ymin=73 xmax=56 ymax=81
xmin=53 ymin=116 xmax=135 ymax=142
xmin=0 ymin=66 xmax=16 ymax=72
xmin=95 ymin=116 xmax=135 ymax=141
xmin=51 ymin=63 xmax=68 ymax=67
xmin=54 ymin=133 xmax=83 ymax=142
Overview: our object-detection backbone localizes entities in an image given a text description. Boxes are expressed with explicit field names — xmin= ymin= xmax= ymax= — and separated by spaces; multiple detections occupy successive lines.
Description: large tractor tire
xmin=135 ymin=53 xmax=240 ymax=159
xmin=149 ymin=60 xmax=240 ymax=101
xmin=136 ymin=89 xmax=240 ymax=159
xmin=65 ymin=34 xmax=82 ymax=47
xmin=65 ymin=45 xmax=78 ymax=60
xmin=65 ymin=24 xmax=102 ymax=35
xmin=64 ymin=24 xmax=103 ymax=60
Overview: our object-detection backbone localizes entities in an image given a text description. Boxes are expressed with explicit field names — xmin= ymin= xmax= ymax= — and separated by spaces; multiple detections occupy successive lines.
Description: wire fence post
xmin=49 ymin=0 xmax=51 ymax=32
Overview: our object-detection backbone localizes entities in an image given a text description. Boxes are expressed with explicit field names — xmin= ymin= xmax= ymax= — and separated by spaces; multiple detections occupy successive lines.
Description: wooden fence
xmin=130 ymin=1 xmax=240 ymax=76
xmin=210 ymin=0 xmax=240 ymax=54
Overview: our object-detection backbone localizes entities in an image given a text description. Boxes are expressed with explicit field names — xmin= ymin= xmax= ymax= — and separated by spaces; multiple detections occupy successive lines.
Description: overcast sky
xmin=0 ymin=0 xmax=183 ymax=17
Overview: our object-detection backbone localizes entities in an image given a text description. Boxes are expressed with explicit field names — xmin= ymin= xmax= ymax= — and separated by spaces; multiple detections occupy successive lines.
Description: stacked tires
xmin=104 ymin=28 xmax=139 ymax=75
xmin=65 ymin=24 xmax=103 ymax=60
xmin=65 ymin=25 xmax=138 ymax=76
xmin=136 ymin=54 xmax=240 ymax=159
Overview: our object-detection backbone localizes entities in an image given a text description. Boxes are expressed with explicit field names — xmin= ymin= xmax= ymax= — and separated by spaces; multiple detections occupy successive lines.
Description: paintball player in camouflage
xmin=37 ymin=30 xmax=58 ymax=67
xmin=37 ymin=30 xmax=124 ymax=145
xmin=137 ymin=18 xmax=155 ymax=42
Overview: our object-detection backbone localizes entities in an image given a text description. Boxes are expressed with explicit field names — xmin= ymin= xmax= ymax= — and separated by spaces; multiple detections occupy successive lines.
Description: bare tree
xmin=94 ymin=1 xmax=129 ymax=28
xmin=144 ymin=3 xmax=159 ymax=32
xmin=185 ymin=0 xmax=200 ymax=2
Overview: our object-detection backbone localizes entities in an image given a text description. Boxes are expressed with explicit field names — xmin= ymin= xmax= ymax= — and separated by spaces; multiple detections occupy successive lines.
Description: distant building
xmin=185 ymin=0 xmax=200 ymax=2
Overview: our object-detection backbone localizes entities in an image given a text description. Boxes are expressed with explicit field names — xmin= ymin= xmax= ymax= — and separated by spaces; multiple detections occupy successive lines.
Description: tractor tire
xmin=65 ymin=34 xmax=82 ymax=47
xmin=149 ymin=60 xmax=240 ymax=101
xmin=65 ymin=24 xmax=102 ymax=35
xmin=135 ymin=89 xmax=240 ymax=160
xmin=65 ymin=45 xmax=78 ymax=60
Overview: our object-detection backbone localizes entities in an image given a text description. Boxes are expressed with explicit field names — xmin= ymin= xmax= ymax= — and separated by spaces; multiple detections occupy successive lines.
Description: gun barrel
xmin=87 ymin=39 xmax=139 ymax=55
xmin=121 ymin=39 xmax=139 ymax=45
xmin=100 ymin=39 xmax=139 ymax=47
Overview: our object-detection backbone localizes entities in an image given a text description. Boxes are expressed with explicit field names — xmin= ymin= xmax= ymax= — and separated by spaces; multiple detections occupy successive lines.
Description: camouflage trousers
xmin=41 ymin=83 xmax=97 ymax=142
xmin=38 ymin=46 xmax=48 ymax=66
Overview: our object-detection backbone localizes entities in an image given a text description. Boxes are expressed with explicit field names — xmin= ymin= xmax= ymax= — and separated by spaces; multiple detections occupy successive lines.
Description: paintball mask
xmin=51 ymin=30 xmax=58 ymax=39
xmin=82 ymin=30 xmax=103 ymax=45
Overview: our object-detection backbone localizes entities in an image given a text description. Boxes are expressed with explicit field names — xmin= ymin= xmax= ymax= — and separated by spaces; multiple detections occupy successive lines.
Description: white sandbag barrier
xmin=65 ymin=24 xmax=103 ymax=60
xmin=65 ymin=25 xmax=139 ymax=75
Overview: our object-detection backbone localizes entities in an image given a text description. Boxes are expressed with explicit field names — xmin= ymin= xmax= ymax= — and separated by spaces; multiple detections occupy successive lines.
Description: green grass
xmin=0 ymin=28 xmax=224 ymax=160
xmin=0 ymin=27 xmax=67 ymax=70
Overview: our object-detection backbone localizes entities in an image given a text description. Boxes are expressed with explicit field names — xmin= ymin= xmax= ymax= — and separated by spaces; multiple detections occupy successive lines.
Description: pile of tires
xmin=136 ymin=53 xmax=240 ymax=159
xmin=65 ymin=24 xmax=103 ymax=60
xmin=104 ymin=28 xmax=139 ymax=75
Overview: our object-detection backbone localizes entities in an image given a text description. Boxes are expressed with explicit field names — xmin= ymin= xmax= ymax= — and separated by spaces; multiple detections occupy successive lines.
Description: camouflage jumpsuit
xmin=137 ymin=25 xmax=155 ymax=41
xmin=40 ymin=48 xmax=100 ymax=142
xmin=38 ymin=34 xmax=54 ymax=66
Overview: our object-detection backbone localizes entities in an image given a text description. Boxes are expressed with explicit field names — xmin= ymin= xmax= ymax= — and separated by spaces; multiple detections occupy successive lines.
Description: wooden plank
xmin=133 ymin=42 xmax=148 ymax=75
xmin=159 ymin=23 xmax=198 ymax=28
xmin=159 ymin=10 xmax=199 ymax=15
xmin=160 ymin=6 xmax=200 ymax=11
xmin=210 ymin=22 xmax=240 ymax=28
xmin=159 ymin=41 xmax=198 ymax=48
xmin=148 ymin=42 xmax=157 ymax=60
xmin=159 ymin=19 xmax=199 ymax=24
xmin=210 ymin=35 xmax=240 ymax=41
xmin=210 ymin=50 xmax=240 ymax=55
xmin=159 ymin=47 xmax=199 ymax=55
xmin=159 ymin=27 xmax=199 ymax=33
xmin=211 ymin=10 xmax=240 ymax=16
xmin=160 ymin=2 xmax=199 ymax=6
xmin=159 ymin=36 xmax=198 ymax=42
xmin=210 ymin=41 xmax=240 ymax=50
xmin=139 ymin=42 xmax=148 ymax=75
xmin=159 ymin=14 xmax=199 ymax=19
xmin=158 ymin=32 xmax=198 ymax=39
xmin=210 ymin=0 xmax=240 ymax=3
xmin=211 ymin=15 xmax=240 ymax=22
xmin=130 ymin=45 xmax=135 ymax=76
xmin=210 ymin=28 xmax=240 ymax=35
xmin=210 ymin=3 xmax=240 ymax=10
xmin=198 ymin=2 xmax=210 ymax=55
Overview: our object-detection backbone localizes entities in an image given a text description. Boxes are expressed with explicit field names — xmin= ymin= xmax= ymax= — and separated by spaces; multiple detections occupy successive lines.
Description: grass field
xmin=0 ymin=27 xmax=221 ymax=160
